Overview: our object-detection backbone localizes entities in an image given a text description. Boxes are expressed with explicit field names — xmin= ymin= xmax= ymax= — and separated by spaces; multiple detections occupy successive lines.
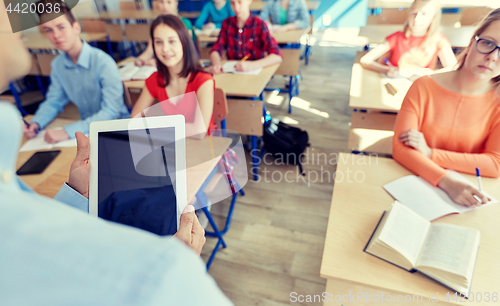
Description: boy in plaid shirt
xmin=209 ymin=0 xmax=283 ymax=74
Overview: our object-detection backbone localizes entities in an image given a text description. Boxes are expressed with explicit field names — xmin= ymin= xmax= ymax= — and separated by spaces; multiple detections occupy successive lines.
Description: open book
xmin=365 ymin=201 xmax=480 ymax=299
xmin=383 ymin=170 xmax=498 ymax=221
xmin=222 ymin=61 xmax=262 ymax=75
xmin=119 ymin=61 xmax=157 ymax=81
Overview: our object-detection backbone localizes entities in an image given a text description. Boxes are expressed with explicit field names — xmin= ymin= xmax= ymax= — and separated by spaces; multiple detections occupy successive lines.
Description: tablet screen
xmin=96 ymin=128 xmax=178 ymax=236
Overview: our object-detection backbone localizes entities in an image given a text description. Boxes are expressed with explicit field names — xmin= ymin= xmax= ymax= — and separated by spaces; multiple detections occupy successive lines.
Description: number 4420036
xmin=443 ymin=292 xmax=498 ymax=303
xmin=5 ymin=2 xmax=61 ymax=14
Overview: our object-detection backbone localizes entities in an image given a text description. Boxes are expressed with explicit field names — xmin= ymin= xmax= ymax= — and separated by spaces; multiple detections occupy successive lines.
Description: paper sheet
xmin=19 ymin=129 xmax=79 ymax=152
xmin=119 ymin=61 xmax=157 ymax=81
xmin=222 ymin=61 xmax=263 ymax=75
xmin=383 ymin=170 xmax=498 ymax=221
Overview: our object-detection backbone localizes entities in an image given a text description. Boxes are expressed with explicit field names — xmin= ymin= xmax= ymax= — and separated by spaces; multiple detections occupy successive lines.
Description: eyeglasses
xmin=475 ymin=36 xmax=500 ymax=56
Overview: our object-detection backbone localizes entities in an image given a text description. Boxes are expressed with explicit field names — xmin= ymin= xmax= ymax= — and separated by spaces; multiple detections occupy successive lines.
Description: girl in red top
xmin=360 ymin=0 xmax=457 ymax=77
xmin=131 ymin=15 xmax=215 ymax=136
xmin=393 ymin=8 xmax=500 ymax=207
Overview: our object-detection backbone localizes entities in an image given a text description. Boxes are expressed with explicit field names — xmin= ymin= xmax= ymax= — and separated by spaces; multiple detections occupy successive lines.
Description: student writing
xmin=209 ymin=0 xmax=283 ymax=74
xmin=393 ymin=8 xmax=500 ymax=207
xmin=23 ymin=1 xmax=129 ymax=144
xmin=360 ymin=0 xmax=457 ymax=78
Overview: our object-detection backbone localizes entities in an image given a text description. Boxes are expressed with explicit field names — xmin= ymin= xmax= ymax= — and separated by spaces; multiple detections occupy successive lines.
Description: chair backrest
xmin=71 ymin=1 xmax=96 ymax=19
xmin=460 ymin=7 xmax=494 ymax=26
xmin=125 ymin=24 xmax=150 ymax=42
xmin=120 ymin=1 xmax=143 ymax=11
xmin=107 ymin=24 xmax=125 ymax=42
xmin=213 ymin=87 xmax=228 ymax=126
xmin=82 ymin=19 xmax=107 ymax=33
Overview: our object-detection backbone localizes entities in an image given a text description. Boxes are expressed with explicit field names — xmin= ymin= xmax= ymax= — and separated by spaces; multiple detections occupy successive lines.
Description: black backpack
xmin=263 ymin=120 xmax=310 ymax=175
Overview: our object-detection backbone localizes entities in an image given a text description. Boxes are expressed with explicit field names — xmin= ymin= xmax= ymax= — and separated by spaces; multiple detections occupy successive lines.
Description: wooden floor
xmin=201 ymin=30 xmax=357 ymax=305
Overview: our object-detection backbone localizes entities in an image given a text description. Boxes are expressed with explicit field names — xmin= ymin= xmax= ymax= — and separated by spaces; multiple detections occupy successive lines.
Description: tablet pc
xmin=89 ymin=116 xmax=187 ymax=235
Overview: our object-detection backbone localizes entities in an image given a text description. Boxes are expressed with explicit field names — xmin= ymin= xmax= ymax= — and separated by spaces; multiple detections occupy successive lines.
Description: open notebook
xmin=119 ymin=61 xmax=157 ymax=81
xmin=383 ymin=170 xmax=498 ymax=221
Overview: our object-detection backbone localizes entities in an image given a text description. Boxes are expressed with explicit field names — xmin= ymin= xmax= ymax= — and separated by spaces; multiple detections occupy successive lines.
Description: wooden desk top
xmin=124 ymin=62 xmax=280 ymax=98
xmin=196 ymin=27 xmax=310 ymax=44
xmin=80 ymin=10 xmax=200 ymax=20
xmin=349 ymin=63 xmax=414 ymax=112
xmin=358 ymin=25 xmax=476 ymax=48
xmin=22 ymin=33 xmax=107 ymax=50
xmin=320 ymin=153 xmax=500 ymax=305
xmin=367 ymin=0 xmax=498 ymax=9
xmin=16 ymin=118 xmax=231 ymax=204
xmin=250 ymin=1 xmax=320 ymax=11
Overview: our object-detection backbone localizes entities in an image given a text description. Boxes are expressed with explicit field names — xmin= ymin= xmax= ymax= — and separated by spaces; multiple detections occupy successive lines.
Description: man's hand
xmin=45 ymin=129 xmax=70 ymax=144
xmin=399 ymin=129 xmax=432 ymax=158
xmin=23 ymin=122 xmax=39 ymax=139
xmin=174 ymin=205 xmax=206 ymax=255
xmin=68 ymin=132 xmax=90 ymax=198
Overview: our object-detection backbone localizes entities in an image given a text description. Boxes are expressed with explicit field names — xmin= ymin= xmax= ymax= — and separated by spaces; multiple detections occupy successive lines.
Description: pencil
xmin=241 ymin=55 xmax=250 ymax=62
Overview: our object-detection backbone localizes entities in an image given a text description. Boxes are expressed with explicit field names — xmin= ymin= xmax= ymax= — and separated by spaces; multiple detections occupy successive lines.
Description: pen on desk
xmin=476 ymin=167 xmax=482 ymax=191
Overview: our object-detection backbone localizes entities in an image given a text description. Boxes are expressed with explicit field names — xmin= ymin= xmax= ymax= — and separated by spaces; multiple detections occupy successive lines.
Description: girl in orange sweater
xmin=393 ymin=8 xmax=500 ymax=207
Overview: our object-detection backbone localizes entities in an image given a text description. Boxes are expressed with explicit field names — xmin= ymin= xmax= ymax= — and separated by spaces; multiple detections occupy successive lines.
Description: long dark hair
xmin=150 ymin=15 xmax=203 ymax=87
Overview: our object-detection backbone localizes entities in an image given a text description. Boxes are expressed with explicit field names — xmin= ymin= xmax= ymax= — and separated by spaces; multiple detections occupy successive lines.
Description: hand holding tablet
xmin=88 ymin=116 xmax=187 ymax=235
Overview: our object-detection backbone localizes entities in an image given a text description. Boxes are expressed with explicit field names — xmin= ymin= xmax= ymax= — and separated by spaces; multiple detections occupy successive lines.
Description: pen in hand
xmin=476 ymin=168 xmax=482 ymax=191
xmin=22 ymin=118 xmax=39 ymax=135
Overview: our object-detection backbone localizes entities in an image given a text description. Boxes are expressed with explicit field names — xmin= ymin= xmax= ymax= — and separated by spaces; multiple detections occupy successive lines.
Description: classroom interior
xmin=6 ymin=0 xmax=500 ymax=305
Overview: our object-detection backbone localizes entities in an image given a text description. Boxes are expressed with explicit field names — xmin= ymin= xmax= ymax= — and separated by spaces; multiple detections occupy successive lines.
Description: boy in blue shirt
xmin=194 ymin=0 xmax=235 ymax=30
xmin=23 ymin=1 xmax=129 ymax=144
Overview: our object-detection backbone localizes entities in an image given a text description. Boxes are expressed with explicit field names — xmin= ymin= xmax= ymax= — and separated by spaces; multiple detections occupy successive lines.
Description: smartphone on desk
xmin=17 ymin=150 xmax=61 ymax=175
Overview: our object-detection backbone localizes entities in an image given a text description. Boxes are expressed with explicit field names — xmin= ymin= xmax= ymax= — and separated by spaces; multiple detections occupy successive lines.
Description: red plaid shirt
xmin=211 ymin=15 xmax=282 ymax=60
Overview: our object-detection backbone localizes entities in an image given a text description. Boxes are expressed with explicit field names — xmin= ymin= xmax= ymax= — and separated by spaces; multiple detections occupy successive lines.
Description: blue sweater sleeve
xmin=195 ymin=2 xmax=213 ymax=29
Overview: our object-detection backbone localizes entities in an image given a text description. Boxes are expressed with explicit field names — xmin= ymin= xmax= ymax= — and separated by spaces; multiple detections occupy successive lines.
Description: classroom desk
xmin=195 ymin=27 xmax=308 ymax=113
xmin=22 ymin=33 xmax=108 ymax=50
xmin=367 ymin=0 xmax=498 ymax=9
xmin=16 ymin=118 xmax=231 ymax=204
xmin=349 ymin=63 xmax=413 ymax=112
xmin=358 ymin=25 xmax=476 ymax=48
xmin=320 ymin=153 xmax=500 ymax=306
xmin=196 ymin=27 xmax=310 ymax=45
xmin=347 ymin=63 xmax=409 ymax=155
